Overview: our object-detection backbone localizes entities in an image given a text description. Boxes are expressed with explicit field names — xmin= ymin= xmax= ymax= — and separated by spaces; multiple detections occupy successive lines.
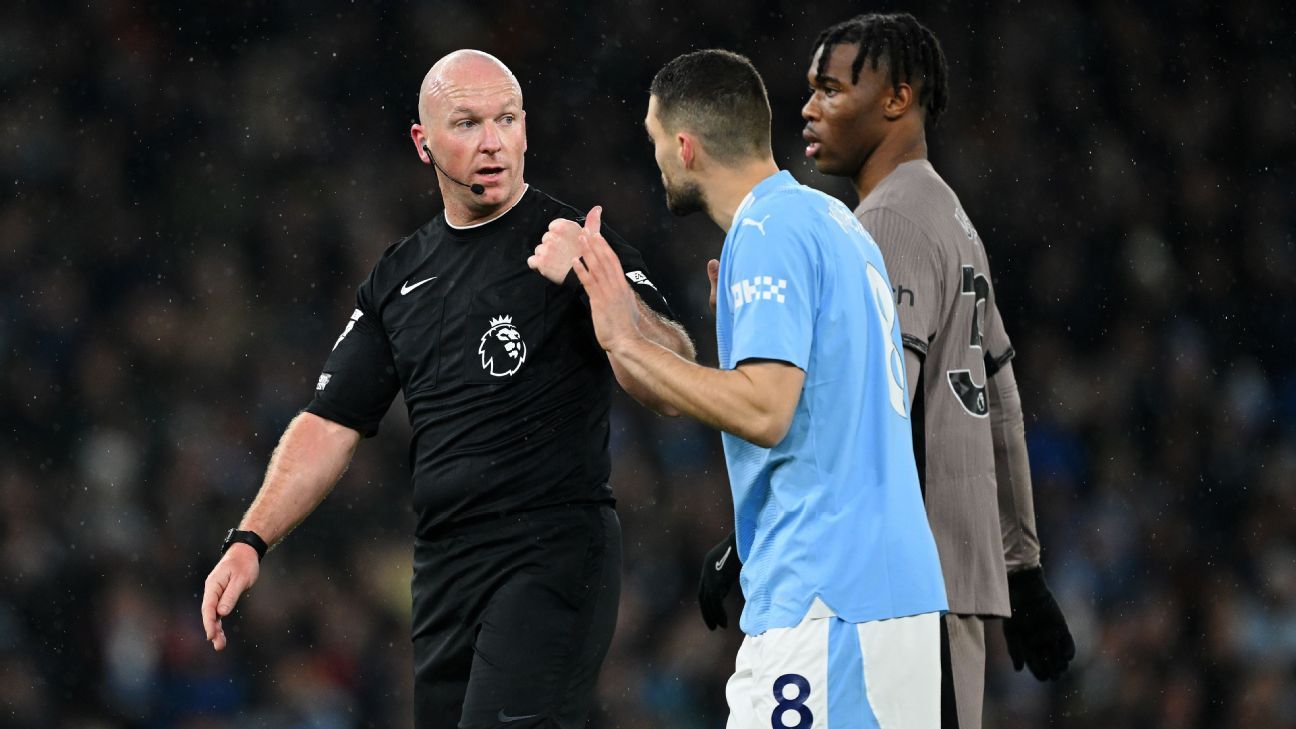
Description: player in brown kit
xmin=698 ymin=13 xmax=1076 ymax=729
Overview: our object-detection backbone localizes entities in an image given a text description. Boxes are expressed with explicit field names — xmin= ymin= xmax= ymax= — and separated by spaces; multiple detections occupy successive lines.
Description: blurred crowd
xmin=2 ymin=1 xmax=1293 ymax=727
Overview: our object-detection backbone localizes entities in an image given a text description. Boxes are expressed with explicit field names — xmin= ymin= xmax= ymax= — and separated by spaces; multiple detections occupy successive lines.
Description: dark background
xmin=2 ymin=1 xmax=1294 ymax=727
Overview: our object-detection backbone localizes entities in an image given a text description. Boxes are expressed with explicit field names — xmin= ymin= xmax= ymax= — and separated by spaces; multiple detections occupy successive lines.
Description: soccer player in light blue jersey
xmin=558 ymin=49 xmax=948 ymax=727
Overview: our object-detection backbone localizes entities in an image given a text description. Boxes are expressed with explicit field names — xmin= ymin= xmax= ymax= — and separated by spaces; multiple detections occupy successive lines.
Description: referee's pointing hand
xmin=571 ymin=206 xmax=640 ymax=352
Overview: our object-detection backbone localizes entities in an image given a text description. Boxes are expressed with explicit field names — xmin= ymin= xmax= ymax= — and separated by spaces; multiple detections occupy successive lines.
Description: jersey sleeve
xmin=724 ymin=214 xmax=817 ymax=371
xmin=857 ymin=207 xmax=944 ymax=359
xmin=304 ymin=275 xmax=400 ymax=437
xmin=601 ymin=224 xmax=678 ymax=322
xmin=983 ymin=289 xmax=1016 ymax=375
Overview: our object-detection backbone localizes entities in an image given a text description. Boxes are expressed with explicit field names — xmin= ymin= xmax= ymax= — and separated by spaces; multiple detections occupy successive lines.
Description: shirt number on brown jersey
xmin=947 ymin=265 xmax=990 ymax=418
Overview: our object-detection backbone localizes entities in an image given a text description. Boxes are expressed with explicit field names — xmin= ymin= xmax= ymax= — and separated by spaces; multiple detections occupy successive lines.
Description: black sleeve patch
xmin=602 ymin=226 xmax=677 ymax=322
xmin=902 ymin=333 xmax=930 ymax=358
xmin=984 ymin=346 xmax=1016 ymax=377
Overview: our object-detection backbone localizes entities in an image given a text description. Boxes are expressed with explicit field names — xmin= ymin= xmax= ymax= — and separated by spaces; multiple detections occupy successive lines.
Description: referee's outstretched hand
xmin=201 ymin=544 xmax=260 ymax=651
xmin=571 ymin=206 xmax=641 ymax=352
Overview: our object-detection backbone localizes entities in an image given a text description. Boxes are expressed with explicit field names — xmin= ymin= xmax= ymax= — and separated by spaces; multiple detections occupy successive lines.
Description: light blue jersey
xmin=716 ymin=171 xmax=947 ymax=636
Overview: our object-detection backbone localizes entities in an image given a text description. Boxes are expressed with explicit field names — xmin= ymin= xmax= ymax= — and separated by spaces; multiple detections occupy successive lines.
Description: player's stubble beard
xmin=663 ymin=173 xmax=706 ymax=217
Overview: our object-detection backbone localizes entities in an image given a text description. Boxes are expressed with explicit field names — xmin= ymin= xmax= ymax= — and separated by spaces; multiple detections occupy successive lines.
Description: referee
xmin=200 ymin=49 xmax=693 ymax=729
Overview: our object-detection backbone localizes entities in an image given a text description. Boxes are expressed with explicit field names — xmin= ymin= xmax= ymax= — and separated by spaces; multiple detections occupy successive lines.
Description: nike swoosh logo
xmin=400 ymin=276 xmax=437 ymax=295
xmin=498 ymin=710 xmax=539 ymax=722
xmin=715 ymin=545 xmax=733 ymax=571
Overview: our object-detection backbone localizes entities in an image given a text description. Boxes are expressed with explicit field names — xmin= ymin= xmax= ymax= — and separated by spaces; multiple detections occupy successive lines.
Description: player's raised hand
xmin=706 ymin=259 xmax=720 ymax=314
xmin=529 ymin=218 xmax=584 ymax=285
xmin=201 ymin=543 xmax=261 ymax=651
xmin=571 ymin=206 xmax=640 ymax=352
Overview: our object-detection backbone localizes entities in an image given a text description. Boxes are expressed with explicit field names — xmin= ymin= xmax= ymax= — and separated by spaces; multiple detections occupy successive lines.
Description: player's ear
xmin=678 ymin=132 xmax=695 ymax=169
xmin=882 ymin=82 xmax=915 ymax=121
xmin=520 ymin=110 xmax=527 ymax=154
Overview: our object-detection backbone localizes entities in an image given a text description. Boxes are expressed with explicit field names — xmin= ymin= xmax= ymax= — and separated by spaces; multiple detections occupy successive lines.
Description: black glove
xmin=697 ymin=532 xmax=741 ymax=630
xmin=1003 ymin=566 xmax=1075 ymax=680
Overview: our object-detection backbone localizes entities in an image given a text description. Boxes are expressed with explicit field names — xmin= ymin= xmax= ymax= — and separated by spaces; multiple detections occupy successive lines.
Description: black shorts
xmin=411 ymin=503 xmax=621 ymax=729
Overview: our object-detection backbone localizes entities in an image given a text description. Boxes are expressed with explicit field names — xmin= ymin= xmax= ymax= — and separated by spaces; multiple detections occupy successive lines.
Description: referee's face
xmin=415 ymin=66 xmax=527 ymax=208
xmin=802 ymin=43 xmax=883 ymax=178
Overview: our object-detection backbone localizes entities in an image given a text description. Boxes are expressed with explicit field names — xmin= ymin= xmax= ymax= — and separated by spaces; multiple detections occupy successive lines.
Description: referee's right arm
xmin=201 ymin=412 xmax=361 ymax=651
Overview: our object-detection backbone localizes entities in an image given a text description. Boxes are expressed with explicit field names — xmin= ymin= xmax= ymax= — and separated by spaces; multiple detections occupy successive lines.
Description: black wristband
xmin=222 ymin=528 xmax=268 ymax=561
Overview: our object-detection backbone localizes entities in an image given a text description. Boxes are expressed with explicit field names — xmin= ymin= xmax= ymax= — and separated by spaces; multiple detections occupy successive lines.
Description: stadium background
xmin=3 ymin=0 xmax=1293 ymax=726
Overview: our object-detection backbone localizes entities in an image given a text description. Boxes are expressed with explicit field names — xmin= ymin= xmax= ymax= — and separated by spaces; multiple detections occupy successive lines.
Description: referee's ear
xmin=410 ymin=123 xmax=432 ymax=164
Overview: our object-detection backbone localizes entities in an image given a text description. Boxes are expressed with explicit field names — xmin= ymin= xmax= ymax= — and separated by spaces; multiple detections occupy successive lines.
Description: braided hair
xmin=811 ymin=13 xmax=949 ymax=126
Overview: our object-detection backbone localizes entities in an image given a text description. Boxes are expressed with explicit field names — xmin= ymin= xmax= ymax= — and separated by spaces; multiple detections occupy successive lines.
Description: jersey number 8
xmin=771 ymin=674 xmax=813 ymax=729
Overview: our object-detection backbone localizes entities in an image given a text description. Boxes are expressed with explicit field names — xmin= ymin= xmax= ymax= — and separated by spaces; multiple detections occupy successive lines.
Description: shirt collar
xmin=730 ymin=170 xmax=797 ymax=228
xmin=445 ymin=184 xmax=530 ymax=230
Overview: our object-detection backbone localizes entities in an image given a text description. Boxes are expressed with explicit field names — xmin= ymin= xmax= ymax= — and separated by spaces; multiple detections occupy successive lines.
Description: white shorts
xmin=726 ymin=607 xmax=940 ymax=729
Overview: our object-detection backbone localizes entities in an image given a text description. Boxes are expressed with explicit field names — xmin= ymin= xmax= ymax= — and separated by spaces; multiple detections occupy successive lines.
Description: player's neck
xmin=853 ymin=131 xmax=927 ymax=202
xmin=707 ymin=157 xmax=780 ymax=233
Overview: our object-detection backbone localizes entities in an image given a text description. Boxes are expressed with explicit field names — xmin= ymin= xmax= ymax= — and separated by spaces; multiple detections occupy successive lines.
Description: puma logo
xmin=741 ymin=215 xmax=770 ymax=236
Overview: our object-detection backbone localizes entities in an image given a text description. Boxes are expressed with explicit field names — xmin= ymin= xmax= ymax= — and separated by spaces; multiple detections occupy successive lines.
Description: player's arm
xmin=985 ymin=296 xmax=1074 ymax=680
xmin=988 ymin=359 xmax=1040 ymax=571
xmin=608 ymin=243 xmax=696 ymax=416
xmin=201 ymin=413 xmax=360 ymax=651
xmin=904 ymin=349 xmax=922 ymax=406
xmin=608 ymin=344 xmax=802 ymax=447
xmin=531 ymin=207 xmax=696 ymax=416
xmin=607 ymin=297 xmax=696 ymax=417
xmin=991 ymin=359 xmax=1075 ymax=680
xmin=573 ymin=207 xmax=805 ymax=447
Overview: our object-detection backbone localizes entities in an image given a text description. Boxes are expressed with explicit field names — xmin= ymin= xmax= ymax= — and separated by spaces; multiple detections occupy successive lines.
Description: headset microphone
xmin=423 ymin=144 xmax=486 ymax=195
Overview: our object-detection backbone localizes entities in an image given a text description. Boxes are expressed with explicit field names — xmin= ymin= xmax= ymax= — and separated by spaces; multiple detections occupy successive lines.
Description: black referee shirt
xmin=306 ymin=186 xmax=675 ymax=538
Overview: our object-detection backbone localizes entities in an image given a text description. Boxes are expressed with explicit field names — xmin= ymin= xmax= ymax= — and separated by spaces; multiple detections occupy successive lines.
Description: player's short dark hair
xmin=649 ymin=49 xmax=771 ymax=164
xmin=812 ymin=13 xmax=949 ymax=126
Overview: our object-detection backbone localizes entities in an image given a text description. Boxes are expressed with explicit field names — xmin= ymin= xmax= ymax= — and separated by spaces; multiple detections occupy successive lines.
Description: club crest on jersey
xmin=478 ymin=315 xmax=527 ymax=377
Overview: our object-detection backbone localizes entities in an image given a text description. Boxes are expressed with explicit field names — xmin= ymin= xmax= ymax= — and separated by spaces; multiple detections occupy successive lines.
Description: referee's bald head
xmin=649 ymin=50 xmax=772 ymax=165
xmin=417 ymin=50 xmax=523 ymax=127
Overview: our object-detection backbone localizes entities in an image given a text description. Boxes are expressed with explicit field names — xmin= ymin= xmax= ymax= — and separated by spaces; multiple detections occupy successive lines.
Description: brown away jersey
xmin=856 ymin=160 xmax=1013 ymax=616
